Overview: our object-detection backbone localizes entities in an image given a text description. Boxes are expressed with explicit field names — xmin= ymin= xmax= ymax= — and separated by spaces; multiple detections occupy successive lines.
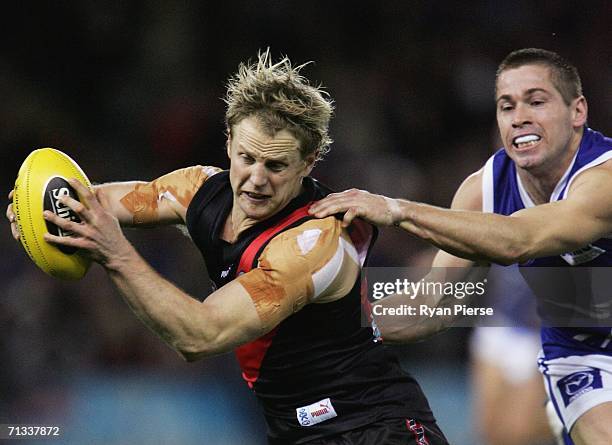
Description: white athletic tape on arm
xmin=384 ymin=197 xmax=403 ymax=226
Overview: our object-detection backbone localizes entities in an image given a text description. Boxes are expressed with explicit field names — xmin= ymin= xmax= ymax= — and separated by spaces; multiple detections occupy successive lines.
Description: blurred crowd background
xmin=1 ymin=2 xmax=610 ymax=444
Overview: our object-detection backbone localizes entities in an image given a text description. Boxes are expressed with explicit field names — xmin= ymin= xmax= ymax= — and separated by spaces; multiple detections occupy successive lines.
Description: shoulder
xmin=451 ymin=168 xmax=484 ymax=211
xmin=258 ymin=216 xmax=359 ymax=302
xmin=261 ymin=217 xmax=350 ymax=267
xmin=567 ymin=158 xmax=612 ymax=198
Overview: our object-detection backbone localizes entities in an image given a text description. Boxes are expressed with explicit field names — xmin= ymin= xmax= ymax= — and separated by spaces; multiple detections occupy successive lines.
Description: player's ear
xmin=302 ymin=153 xmax=316 ymax=177
xmin=226 ymin=134 xmax=232 ymax=159
xmin=572 ymin=96 xmax=588 ymax=128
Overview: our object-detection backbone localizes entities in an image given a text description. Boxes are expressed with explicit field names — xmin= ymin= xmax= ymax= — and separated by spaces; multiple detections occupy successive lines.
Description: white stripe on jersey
xmin=311 ymin=237 xmax=359 ymax=300
xmin=312 ymin=241 xmax=345 ymax=300
xmin=482 ymin=155 xmax=495 ymax=213
xmin=561 ymin=151 xmax=612 ymax=200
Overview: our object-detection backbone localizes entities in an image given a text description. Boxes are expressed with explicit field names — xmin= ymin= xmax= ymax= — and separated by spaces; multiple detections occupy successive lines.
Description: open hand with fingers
xmin=42 ymin=178 xmax=135 ymax=269
xmin=308 ymin=188 xmax=404 ymax=227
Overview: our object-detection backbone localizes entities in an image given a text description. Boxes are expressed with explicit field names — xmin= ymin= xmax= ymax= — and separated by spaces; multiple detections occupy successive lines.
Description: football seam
xmin=24 ymin=150 xmax=53 ymax=274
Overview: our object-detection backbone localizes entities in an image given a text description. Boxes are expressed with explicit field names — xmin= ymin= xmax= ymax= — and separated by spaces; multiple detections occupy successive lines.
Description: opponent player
xmin=309 ymin=48 xmax=612 ymax=445
xmin=7 ymin=51 xmax=448 ymax=444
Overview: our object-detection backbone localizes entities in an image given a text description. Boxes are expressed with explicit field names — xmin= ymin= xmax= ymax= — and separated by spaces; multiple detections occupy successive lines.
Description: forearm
xmin=394 ymin=200 xmax=533 ymax=264
xmin=375 ymin=266 xmax=488 ymax=342
xmin=379 ymin=305 xmax=451 ymax=344
xmin=105 ymin=245 xmax=216 ymax=360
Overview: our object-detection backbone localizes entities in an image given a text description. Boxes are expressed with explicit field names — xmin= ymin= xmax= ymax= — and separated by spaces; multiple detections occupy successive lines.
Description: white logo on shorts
xmin=564 ymin=372 xmax=594 ymax=396
xmin=296 ymin=397 xmax=337 ymax=427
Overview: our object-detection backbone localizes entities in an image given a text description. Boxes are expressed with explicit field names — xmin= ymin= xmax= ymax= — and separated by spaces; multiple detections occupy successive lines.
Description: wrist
xmin=104 ymin=241 xmax=140 ymax=274
xmin=384 ymin=197 xmax=404 ymax=226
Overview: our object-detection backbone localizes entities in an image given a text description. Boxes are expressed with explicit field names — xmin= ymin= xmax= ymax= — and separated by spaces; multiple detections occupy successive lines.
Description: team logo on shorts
xmin=557 ymin=368 xmax=603 ymax=407
xmin=406 ymin=419 xmax=430 ymax=445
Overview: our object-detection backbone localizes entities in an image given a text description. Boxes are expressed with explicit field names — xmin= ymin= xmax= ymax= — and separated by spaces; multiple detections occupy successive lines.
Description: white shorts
xmin=538 ymin=352 xmax=612 ymax=432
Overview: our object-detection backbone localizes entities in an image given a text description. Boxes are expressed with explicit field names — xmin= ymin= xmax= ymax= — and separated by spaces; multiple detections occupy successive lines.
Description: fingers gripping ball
xmin=13 ymin=148 xmax=92 ymax=280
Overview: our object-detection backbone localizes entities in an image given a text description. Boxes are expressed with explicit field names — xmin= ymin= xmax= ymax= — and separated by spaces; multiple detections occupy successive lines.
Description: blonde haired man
xmin=8 ymin=51 xmax=448 ymax=444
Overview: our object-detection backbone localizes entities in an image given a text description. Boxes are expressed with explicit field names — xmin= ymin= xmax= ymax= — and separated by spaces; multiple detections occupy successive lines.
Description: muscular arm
xmin=395 ymin=162 xmax=612 ymax=264
xmin=311 ymin=161 xmax=612 ymax=265
xmin=94 ymin=165 xmax=220 ymax=227
xmin=106 ymin=246 xmax=264 ymax=360
xmin=43 ymin=184 xmax=357 ymax=360
xmin=93 ymin=182 xmax=147 ymax=226
xmin=7 ymin=166 xmax=218 ymax=240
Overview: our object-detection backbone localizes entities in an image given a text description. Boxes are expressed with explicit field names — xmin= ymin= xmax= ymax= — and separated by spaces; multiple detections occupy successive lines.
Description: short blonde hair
xmin=225 ymin=49 xmax=334 ymax=161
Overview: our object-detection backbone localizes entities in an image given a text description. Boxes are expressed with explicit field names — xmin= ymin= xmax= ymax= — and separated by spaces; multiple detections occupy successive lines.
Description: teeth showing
xmin=246 ymin=192 xmax=267 ymax=199
xmin=513 ymin=134 xmax=541 ymax=148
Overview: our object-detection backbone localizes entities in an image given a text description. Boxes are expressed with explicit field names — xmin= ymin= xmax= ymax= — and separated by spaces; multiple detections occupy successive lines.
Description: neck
xmin=224 ymin=181 xmax=306 ymax=242
xmin=516 ymin=129 xmax=583 ymax=204
xmin=226 ymin=206 xmax=258 ymax=242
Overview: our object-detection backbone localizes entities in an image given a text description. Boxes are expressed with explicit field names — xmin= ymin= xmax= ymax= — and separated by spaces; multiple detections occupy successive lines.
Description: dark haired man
xmin=311 ymin=48 xmax=612 ymax=445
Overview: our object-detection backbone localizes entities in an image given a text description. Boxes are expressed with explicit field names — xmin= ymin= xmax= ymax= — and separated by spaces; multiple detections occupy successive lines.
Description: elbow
xmin=173 ymin=338 xmax=213 ymax=362
xmin=179 ymin=350 xmax=204 ymax=363
xmin=495 ymin=238 xmax=536 ymax=265
xmin=172 ymin=329 xmax=232 ymax=362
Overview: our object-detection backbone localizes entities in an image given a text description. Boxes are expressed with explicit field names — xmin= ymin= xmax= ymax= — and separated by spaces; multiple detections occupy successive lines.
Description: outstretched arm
xmin=310 ymin=161 xmax=612 ymax=264
xmin=94 ymin=165 xmax=219 ymax=227
xmin=6 ymin=165 xmax=218 ymax=239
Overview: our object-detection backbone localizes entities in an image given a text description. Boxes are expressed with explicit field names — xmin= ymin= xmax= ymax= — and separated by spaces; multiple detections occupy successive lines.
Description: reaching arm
xmin=6 ymin=166 xmax=220 ymax=239
xmin=310 ymin=161 xmax=612 ymax=265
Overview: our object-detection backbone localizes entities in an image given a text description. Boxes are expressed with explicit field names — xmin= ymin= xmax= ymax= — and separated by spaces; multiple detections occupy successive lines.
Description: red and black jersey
xmin=186 ymin=171 xmax=437 ymax=444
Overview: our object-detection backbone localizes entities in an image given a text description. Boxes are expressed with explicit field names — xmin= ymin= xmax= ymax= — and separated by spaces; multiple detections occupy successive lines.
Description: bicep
xmin=510 ymin=162 xmax=612 ymax=257
xmin=196 ymin=279 xmax=265 ymax=355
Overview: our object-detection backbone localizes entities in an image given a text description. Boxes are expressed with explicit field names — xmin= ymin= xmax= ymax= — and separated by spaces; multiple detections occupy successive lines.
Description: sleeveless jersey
xmin=186 ymin=171 xmax=435 ymax=443
xmin=482 ymin=127 xmax=612 ymax=360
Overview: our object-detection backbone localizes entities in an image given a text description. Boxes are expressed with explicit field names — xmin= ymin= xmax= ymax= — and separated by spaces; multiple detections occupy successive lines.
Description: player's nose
xmin=511 ymin=103 xmax=532 ymax=127
xmin=248 ymin=163 xmax=268 ymax=188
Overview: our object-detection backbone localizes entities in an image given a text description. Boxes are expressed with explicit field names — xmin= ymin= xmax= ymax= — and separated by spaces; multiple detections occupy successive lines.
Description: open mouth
xmin=243 ymin=191 xmax=271 ymax=201
xmin=512 ymin=134 xmax=541 ymax=149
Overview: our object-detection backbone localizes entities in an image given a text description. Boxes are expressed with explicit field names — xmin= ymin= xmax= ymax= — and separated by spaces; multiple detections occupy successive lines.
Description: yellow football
xmin=13 ymin=148 xmax=92 ymax=280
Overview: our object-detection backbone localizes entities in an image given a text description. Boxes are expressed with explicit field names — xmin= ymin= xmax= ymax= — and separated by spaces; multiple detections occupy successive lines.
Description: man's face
xmin=495 ymin=64 xmax=586 ymax=172
xmin=228 ymin=116 xmax=314 ymax=221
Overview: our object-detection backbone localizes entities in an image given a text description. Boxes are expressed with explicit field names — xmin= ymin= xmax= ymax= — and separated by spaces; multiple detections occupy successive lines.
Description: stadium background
xmin=1 ymin=2 xmax=610 ymax=444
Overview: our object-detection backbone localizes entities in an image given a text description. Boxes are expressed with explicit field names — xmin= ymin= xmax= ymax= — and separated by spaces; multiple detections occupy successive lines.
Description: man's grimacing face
xmin=228 ymin=116 xmax=315 ymax=221
xmin=495 ymin=64 xmax=586 ymax=172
